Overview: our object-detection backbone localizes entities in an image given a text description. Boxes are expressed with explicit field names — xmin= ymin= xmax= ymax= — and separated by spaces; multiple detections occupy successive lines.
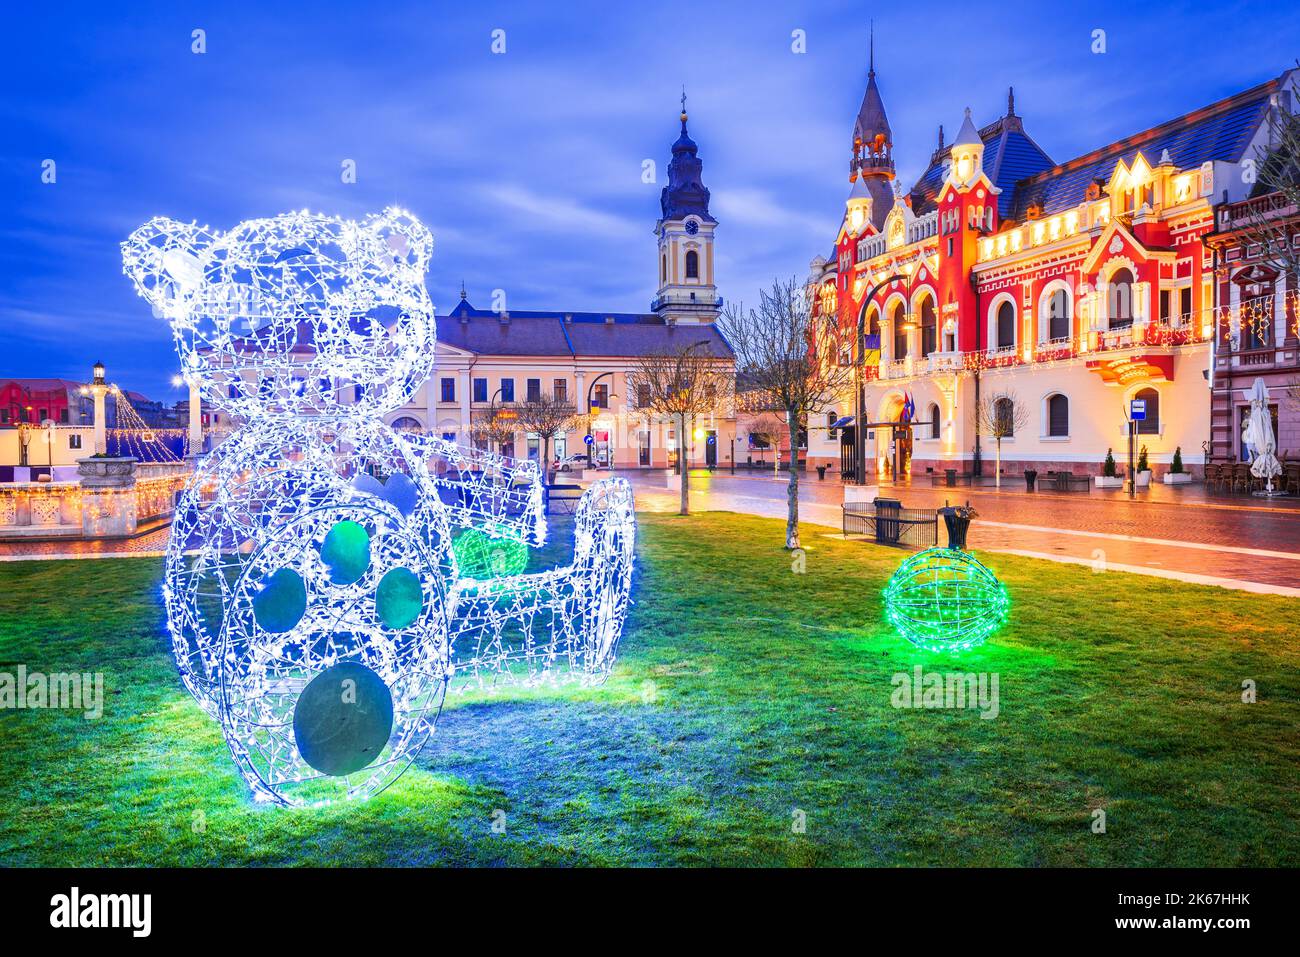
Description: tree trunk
xmin=542 ymin=435 xmax=551 ymax=481
xmin=679 ymin=412 xmax=690 ymax=516
xmin=994 ymin=438 xmax=1002 ymax=488
xmin=785 ymin=409 xmax=800 ymax=549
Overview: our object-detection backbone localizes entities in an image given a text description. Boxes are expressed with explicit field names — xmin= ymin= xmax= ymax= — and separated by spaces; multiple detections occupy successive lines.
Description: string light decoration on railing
xmin=122 ymin=208 xmax=636 ymax=807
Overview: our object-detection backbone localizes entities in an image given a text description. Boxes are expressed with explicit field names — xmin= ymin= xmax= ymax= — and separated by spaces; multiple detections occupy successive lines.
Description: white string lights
xmin=107 ymin=389 xmax=186 ymax=462
xmin=122 ymin=208 xmax=636 ymax=807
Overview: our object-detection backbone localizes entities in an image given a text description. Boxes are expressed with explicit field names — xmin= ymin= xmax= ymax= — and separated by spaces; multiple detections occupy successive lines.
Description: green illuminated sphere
xmin=452 ymin=527 xmax=529 ymax=580
xmin=883 ymin=547 xmax=1009 ymax=653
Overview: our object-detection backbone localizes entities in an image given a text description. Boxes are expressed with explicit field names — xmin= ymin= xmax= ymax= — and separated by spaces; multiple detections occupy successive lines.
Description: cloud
xmin=482 ymin=184 xmax=643 ymax=241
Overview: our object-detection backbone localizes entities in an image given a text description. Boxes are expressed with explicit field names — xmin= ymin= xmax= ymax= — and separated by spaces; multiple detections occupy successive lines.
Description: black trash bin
xmin=816 ymin=465 xmax=827 ymax=481
xmin=939 ymin=506 xmax=971 ymax=550
xmin=873 ymin=497 xmax=902 ymax=544
xmin=1024 ymin=469 xmax=1038 ymax=492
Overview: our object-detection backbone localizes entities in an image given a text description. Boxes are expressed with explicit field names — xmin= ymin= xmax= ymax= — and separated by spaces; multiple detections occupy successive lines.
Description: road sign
xmin=584 ymin=434 xmax=594 ymax=445
xmin=1129 ymin=399 xmax=1146 ymax=421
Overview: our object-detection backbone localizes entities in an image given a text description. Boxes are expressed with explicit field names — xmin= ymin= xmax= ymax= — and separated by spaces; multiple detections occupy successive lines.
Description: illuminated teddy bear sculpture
xmin=122 ymin=208 xmax=636 ymax=807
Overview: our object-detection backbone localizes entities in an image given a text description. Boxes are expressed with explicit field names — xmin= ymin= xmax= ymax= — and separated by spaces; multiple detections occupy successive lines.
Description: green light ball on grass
xmin=883 ymin=547 xmax=1009 ymax=653
xmin=453 ymin=527 xmax=529 ymax=580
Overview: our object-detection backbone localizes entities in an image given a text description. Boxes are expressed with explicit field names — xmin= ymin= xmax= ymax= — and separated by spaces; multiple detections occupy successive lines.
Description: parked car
xmin=553 ymin=453 xmax=588 ymax=472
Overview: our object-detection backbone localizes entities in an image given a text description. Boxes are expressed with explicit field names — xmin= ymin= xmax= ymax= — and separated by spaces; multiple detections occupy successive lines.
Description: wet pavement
xmin=624 ymin=468 xmax=1300 ymax=596
xmin=4 ymin=469 xmax=1297 ymax=595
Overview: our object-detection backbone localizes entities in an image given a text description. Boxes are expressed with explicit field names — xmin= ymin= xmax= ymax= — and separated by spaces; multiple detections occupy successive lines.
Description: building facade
xmin=808 ymin=61 xmax=1300 ymax=482
xmin=1205 ymin=191 xmax=1300 ymax=460
xmin=387 ymin=101 xmax=737 ymax=470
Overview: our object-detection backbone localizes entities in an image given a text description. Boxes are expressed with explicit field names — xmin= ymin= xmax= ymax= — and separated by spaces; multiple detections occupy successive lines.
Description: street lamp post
xmin=82 ymin=360 xmax=112 ymax=456
xmin=584 ymin=371 xmax=616 ymax=469
xmin=853 ymin=276 xmax=903 ymax=485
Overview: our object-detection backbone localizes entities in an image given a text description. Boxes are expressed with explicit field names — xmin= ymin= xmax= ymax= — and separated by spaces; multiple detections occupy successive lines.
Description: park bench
xmin=544 ymin=483 xmax=583 ymax=515
xmin=842 ymin=498 xmax=938 ymax=548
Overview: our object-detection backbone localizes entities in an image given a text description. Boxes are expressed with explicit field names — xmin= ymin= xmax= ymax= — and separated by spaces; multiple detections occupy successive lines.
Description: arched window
xmin=1046 ymin=288 xmax=1071 ymax=341
xmin=685 ymin=250 xmax=699 ymax=279
xmin=995 ymin=397 xmax=1016 ymax=436
xmin=661 ymin=254 xmax=667 ymax=283
xmin=1134 ymin=387 xmax=1159 ymax=435
xmin=1109 ymin=268 xmax=1134 ymax=329
xmin=1047 ymin=394 xmax=1069 ymax=437
xmin=390 ymin=416 xmax=423 ymax=433
xmin=996 ymin=300 xmax=1016 ymax=349
xmin=928 ymin=402 xmax=941 ymax=439
xmin=919 ymin=296 xmax=937 ymax=357
xmin=891 ymin=301 xmax=908 ymax=360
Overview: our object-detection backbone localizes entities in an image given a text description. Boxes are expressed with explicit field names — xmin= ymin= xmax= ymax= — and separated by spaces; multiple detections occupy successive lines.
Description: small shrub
xmin=1103 ymin=448 xmax=1117 ymax=477
xmin=1171 ymin=446 xmax=1185 ymax=474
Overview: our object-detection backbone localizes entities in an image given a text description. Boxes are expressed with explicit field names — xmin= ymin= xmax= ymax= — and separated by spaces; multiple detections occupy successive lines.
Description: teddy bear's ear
xmin=366 ymin=207 xmax=433 ymax=273
xmin=121 ymin=217 xmax=216 ymax=317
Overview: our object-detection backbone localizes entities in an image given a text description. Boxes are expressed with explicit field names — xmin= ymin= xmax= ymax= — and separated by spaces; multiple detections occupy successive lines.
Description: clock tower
xmin=653 ymin=93 xmax=719 ymax=324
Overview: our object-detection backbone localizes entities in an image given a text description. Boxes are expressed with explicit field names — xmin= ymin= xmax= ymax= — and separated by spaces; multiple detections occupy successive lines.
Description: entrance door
xmin=705 ymin=430 xmax=717 ymax=468
xmin=638 ymin=430 xmax=650 ymax=466
xmin=896 ymin=426 xmax=913 ymax=478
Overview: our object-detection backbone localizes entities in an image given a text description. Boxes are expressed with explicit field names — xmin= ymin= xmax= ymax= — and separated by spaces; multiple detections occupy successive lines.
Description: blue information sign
xmin=1129 ymin=399 xmax=1146 ymax=421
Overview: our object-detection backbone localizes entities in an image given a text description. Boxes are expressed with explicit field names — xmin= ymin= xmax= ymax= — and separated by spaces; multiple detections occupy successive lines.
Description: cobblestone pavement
xmin=624 ymin=469 xmax=1300 ymax=595
xmin=5 ymin=470 xmax=1298 ymax=595
xmin=0 ymin=524 xmax=169 ymax=561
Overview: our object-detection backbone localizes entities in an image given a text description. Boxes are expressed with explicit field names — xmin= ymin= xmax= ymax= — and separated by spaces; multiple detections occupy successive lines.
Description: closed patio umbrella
xmin=1245 ymin=377 xmax=1282 ymax=493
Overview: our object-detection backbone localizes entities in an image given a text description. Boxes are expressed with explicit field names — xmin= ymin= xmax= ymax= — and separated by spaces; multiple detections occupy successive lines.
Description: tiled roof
xmin=909 ymin=116 xmax=1054 ymax=217
xmin=0 ymin=377 xmax=86 ymax=394
xmin=1004 ymin=79 xmax=1279 ymax=221
xmin=440 ymin=300 xmax=733 ymax=359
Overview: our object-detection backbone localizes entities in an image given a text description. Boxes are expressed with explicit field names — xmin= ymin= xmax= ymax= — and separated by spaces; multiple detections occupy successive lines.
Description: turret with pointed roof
xmin=848 ymin=23 xmax=895 ymax=231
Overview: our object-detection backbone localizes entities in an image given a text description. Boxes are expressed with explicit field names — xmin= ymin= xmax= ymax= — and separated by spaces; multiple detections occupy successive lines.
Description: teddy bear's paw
xmin=216 ymin=502 xmax=451 ymax=806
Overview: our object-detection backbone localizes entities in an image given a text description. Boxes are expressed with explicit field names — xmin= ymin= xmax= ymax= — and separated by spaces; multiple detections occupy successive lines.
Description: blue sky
xmin=2 ymin=1 xmax=1297 ymax=400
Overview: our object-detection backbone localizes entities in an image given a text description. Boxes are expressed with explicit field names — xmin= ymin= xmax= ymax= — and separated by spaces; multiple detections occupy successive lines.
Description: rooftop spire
xmin=954 ymin=106 xmax=980 ymax=146
xmin=1007 ymin=86 xmax=1016 ymax=117
xmin=869 ymin=20 xmax=875 ymax=77
xmin=938 ymin=124 xmax=945 ymax=150
xmin=661 ymin=96 xmax=713 ymax=223
xmin=459 ymin=280 xmax=467 ymax=301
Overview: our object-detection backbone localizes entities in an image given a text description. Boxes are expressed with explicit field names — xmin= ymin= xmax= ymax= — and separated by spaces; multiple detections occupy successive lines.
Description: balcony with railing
xmin=1215 ymin=192 xmax=1299 ymax=232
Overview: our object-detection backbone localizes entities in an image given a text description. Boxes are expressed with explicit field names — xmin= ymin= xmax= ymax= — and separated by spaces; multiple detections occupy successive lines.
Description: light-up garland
xmin=107 ymin=389 xmax=187 ymax=462
xmin=122 ymin=208 xmax=636 ymax=807
xmin=882 ymin=513 xmax=1008 ymax=653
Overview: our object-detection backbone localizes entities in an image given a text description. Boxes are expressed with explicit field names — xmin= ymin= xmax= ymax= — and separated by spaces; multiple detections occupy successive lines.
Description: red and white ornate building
xmin=808 ymin=62 xmax=1300 ymax=481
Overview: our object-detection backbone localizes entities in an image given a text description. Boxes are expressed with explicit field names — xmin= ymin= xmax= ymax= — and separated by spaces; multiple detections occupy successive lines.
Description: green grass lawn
xmin=1 ymin=511 xmax=1297 ymax=866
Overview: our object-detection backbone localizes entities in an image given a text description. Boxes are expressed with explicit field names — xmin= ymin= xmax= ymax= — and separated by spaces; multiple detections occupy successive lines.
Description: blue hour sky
xmin=2 ymin=1 xmax=1297 ymax=400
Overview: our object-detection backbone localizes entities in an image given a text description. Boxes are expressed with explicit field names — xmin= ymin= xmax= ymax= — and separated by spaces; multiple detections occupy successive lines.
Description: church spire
xmin=661 ymin=94 xmax=714 ymax=223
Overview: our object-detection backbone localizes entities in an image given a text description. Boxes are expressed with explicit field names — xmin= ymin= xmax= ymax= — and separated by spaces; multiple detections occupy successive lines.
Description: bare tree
xmin=973 ymin=391 xmax=1029 ymax=488
xmin=512 ymin=391 xmax=577 ymax=476
xmin=626 ymin=340 xmax=734 ymax=515
xmin=1239 ymin=87 xmax=1300 ymax=282
xmin=470 ymin=400 xmax=518 ymax=457
xmin=720 ymin=276 xmax=857 ymax=549
xmin=744 ymin=410 xmax=787 ymax=475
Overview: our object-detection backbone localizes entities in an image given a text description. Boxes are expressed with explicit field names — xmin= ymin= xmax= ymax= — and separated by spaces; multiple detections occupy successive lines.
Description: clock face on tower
xmin=684 ymin=219 xmax=699 ymax=235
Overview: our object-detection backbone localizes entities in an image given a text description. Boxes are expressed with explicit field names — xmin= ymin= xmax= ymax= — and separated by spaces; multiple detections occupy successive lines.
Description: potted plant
xmin=1135 ymin=445 xmax=1152 ymax=487
xmin=1095 ymin=448 xmax=1124 ymax=488
xmin=1163 ymin=445 xmax=1192 ymax=484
